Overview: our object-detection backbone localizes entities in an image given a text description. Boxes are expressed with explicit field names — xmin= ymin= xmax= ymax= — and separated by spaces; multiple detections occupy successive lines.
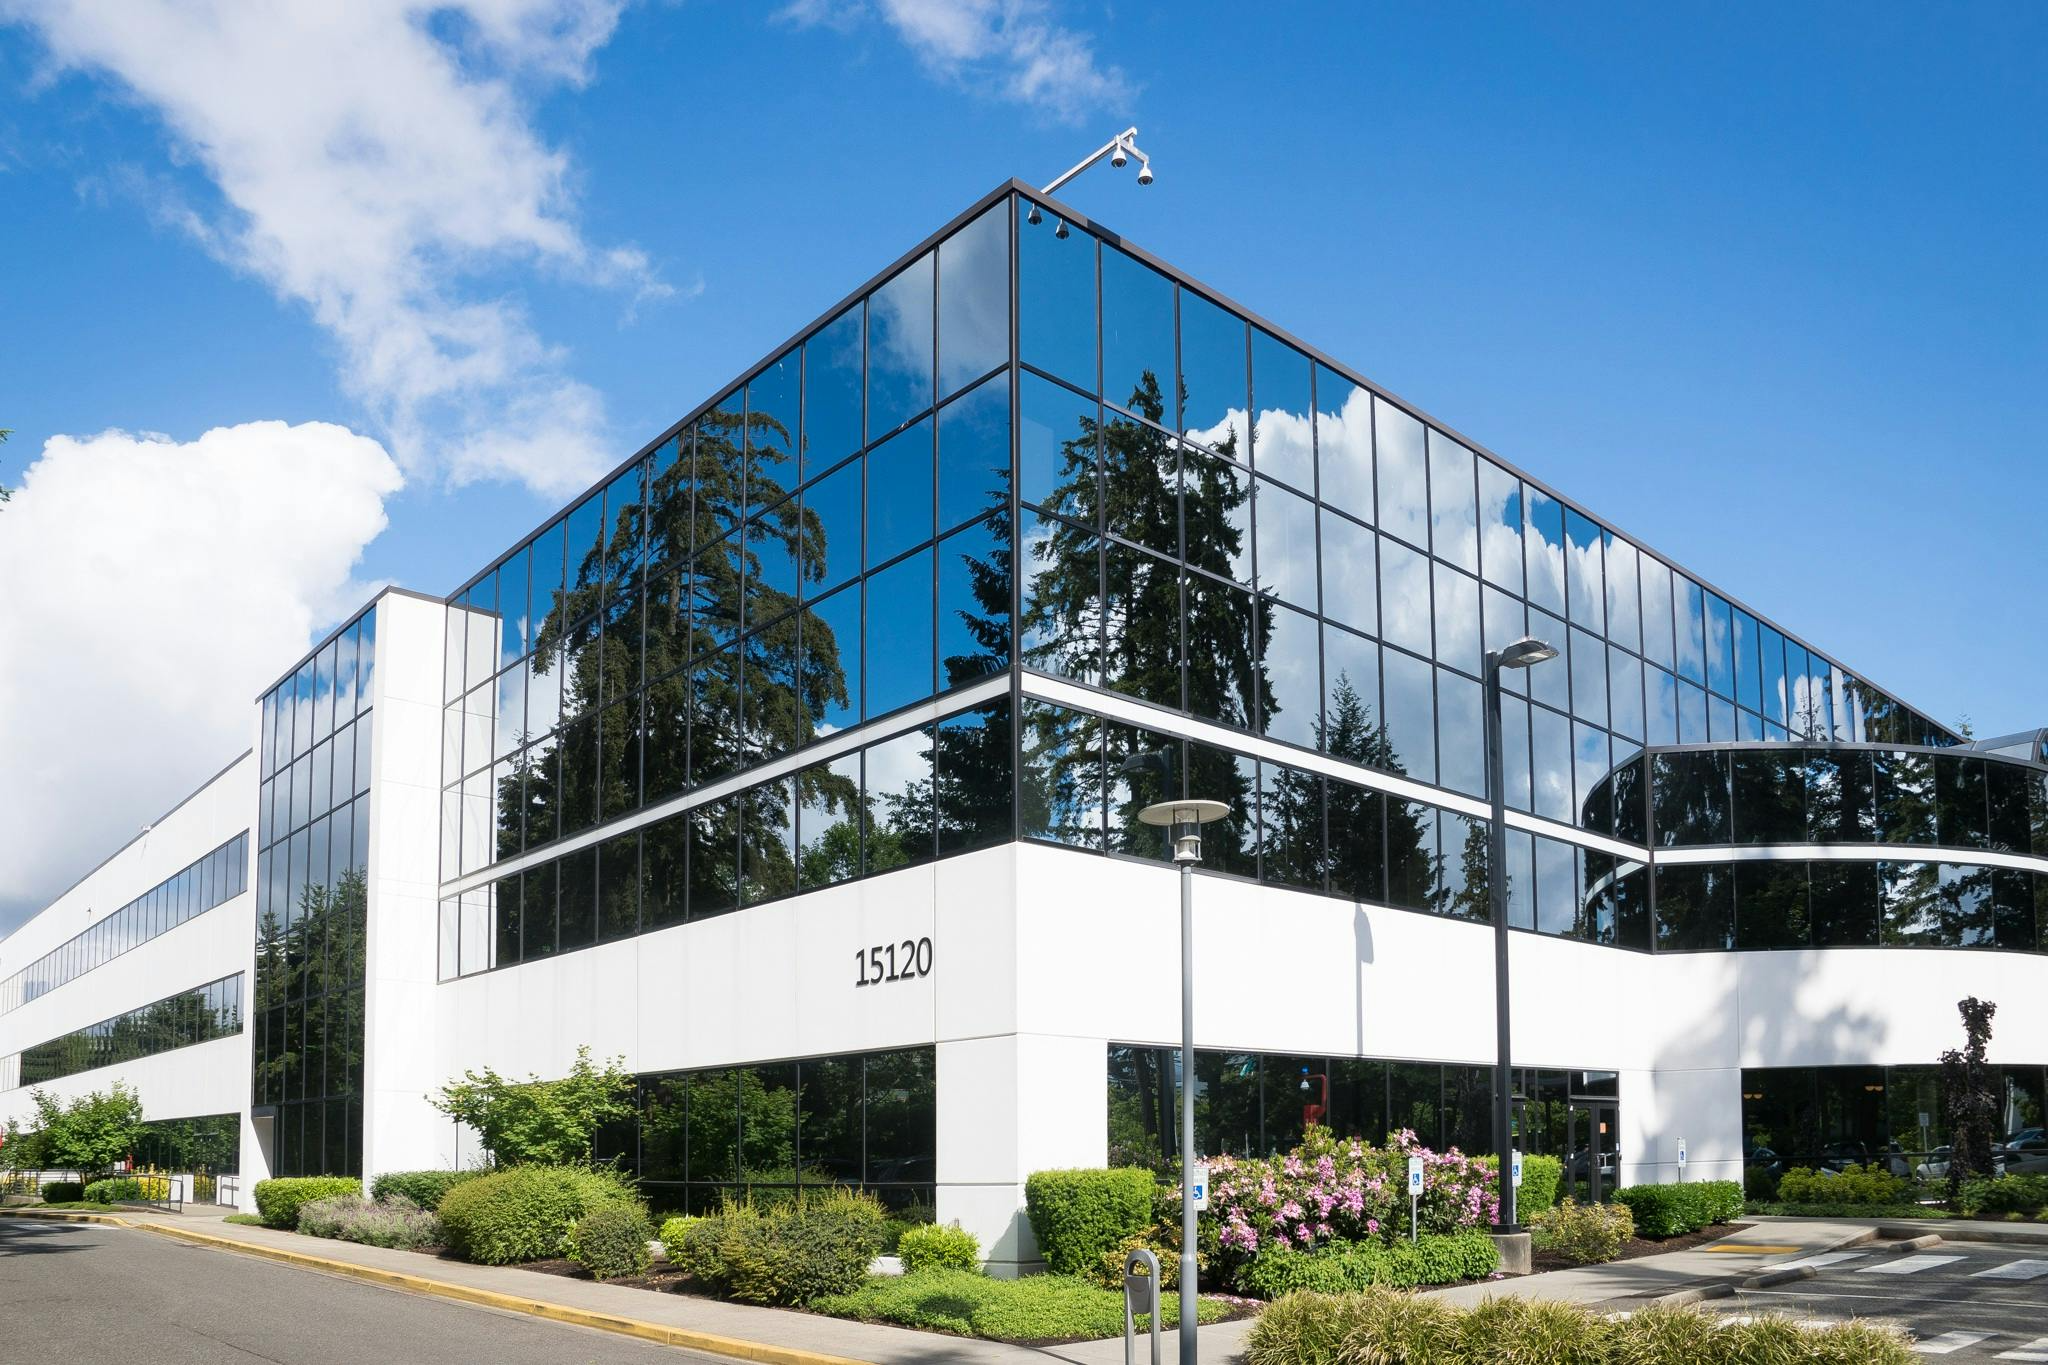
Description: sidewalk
xmin=4 ymin=1205 xmax=1255 ymax=1365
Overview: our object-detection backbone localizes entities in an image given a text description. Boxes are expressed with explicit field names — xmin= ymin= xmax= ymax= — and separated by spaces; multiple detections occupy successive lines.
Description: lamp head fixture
xmin=1496 ymin=636 xmax=1559 ymax=671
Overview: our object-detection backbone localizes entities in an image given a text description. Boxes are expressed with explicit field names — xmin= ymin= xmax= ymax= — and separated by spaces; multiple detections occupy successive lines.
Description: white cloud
xmin=3 ymin=0 xmax=659 ymax=498
xmin=0 ymin=421 xmax=402 ymax=933
xmin=781 ymin=0 xmax=1131 ymax=119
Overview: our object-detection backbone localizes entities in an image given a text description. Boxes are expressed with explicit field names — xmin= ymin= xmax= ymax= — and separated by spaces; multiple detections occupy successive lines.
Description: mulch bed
xmin=1527 ymin=1220 xmax=1750 ymax=1274
xmin=515 ymin=1255 xmax=711 ymax=1295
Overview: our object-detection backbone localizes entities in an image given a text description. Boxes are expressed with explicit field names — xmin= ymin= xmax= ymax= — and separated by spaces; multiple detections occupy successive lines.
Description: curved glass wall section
xmin=1743 ymin=1063 xmax=2046 ymax=1173
xmin=0 ymin=832 xmax=247 ymax=1016
xmin=8 ymin=974 xmax=242 ymax=1087
xmin=254 ymin=606 xmax=374 ymax=1178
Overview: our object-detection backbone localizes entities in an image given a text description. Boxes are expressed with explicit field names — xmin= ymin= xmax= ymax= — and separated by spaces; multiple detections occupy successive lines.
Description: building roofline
xmin=252 ymin=584 xmax=446 ymax=702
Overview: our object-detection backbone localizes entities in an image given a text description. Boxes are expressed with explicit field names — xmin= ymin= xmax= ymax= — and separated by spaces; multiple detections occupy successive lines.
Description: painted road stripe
xmin=1860 ymin=1254 xmax=1965 ymax=1275
xmin=1776 ymin=1251 xmax=1869 ymax=1270
xmin=1915 ymin=1331 xmax=1995 ymax=1355
xmin=1974 ymin=1258 xmax=2048 ymax=1281
xmin=1994 ymin=1337 xmax=2048 ymax=1361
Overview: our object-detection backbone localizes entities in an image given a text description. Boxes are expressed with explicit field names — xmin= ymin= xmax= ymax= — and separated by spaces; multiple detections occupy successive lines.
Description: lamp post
xmin=1484 ymin=635 xmax=1558 ymax=1231
xmin=1135 ymin=789 xmax=1228 ymax=1365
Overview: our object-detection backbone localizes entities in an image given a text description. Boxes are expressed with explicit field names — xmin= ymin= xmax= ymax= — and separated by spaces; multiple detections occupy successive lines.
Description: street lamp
xmin=1484 ymin=634 xmax=1557 ymax=1232
xmin=1132 ymin=767 xmax=1226 ymax=1365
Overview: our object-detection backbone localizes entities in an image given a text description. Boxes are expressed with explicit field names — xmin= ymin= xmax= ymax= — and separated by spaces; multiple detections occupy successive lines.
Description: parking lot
xmin=1709 ymin=1239 xmax=2048 ymax=1360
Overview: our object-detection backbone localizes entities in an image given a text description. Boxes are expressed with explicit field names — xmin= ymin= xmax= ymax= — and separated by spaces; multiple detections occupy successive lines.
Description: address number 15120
xmin=854 ymin=937 xmax=933 ymax=988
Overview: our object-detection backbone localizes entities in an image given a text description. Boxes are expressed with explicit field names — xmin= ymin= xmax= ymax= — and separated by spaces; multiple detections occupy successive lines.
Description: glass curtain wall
xmin=1743 ymin=1064 xmax=2048 ymax=1174
xmin=14 ymin=975 xmax=242 ymax=1086
xmin=253 ymin=607 xmax=374 ymax=1178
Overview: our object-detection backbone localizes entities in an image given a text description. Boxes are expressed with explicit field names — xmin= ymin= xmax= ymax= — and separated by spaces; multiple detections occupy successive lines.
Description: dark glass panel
xmin=1385 ymin=802 xmax=1440 ymax=912
xmin=1611 ymin=754 xmax=1648 ymax=845
xmin=1258 ymin=762 xmax=1324 ymax=893
xmin=1326 ymin=624 xmax=1387 ymax=763
xmin=1181 ymin=743 xmax=1257 ymax=879
xmin=865 ymin=1049 xmax=937 ymax=1187
xmin=1935 ymin=755 xmax=1988 ymax=849
xmin=868 ymin=252 xmax=935 ymax=439
xmin=1735 ymin=862 xmax=1809 ymax=949
xmin=1874 ymin=751 xmax=1938 ymax=844
xmin=1016 ymin=197 xmax=1095 ymax=393
xmin=805 ymin=304 xmax=864 ymax=479
xmin=1100 ymin=408 xmax=1178 ymax=557
xmin=642 ymin=669 xmax=689 ymax=807
xmin=937 ymin=202 xmax=1009 ymax=398
xmin=1388 ymin=1062 xmax=1442 ymax=1149
xmin=937 ymin=373 xmax=1010 ymax=535
xmin=796 ymin=752 xmax=863 ymax=889
xmin=1019 ymin=510 xmax=1100 ymax=685
xmin=1314 ymin=365 xmax=1372 ymax=523
xmin=688 ymin=795 xmax=741 ymax=920
xmin=1104 ymin=722 xmax=1181 ymax=863
xmin=555 ymin=714 xmax=599 ymax=840
xmin=1879 ymin=860 xmax=1948 ymax=946
xmin=1250 ymin=328 xmax=1312 ymax=491
xmin=1373 ymin=398 xmax=1427 ymax=550
xmin=1200 ymin=1052 xmax=1265 ymax=1158
xmin=1809 ymin=860 xmax=1879 ymax=946
xmin=1805 ymin=749 xmax=1876 ymax=842
xmin=740 ymin=776 xmax=796 ymax=906
xmin=520 ymin=861 xmax=558 ymax=960
xmin=864 ymin=726 xmax=936 ymax=872
xmin=1101 ymin=541 xmax=1183 ymax=711
xmin=864 ymin=548 xmax=934 ymax=718
xmin=1652 ymin=750 xmax=1731 ymax=845
xmin=1655 ymin=864 xmax=1734 ymax=950
xmin=937 ymin=514 xmax=1011 ymax=688
xmin=936 ymin=700 xmax=1014 ymax=857
xmin=1535 ymin=834 xmax=1576 ymax=936
xmin=1986 ymin=762 xmax=2033 ymax=852
xmin=1612 ymin=862 xmax=1650 ymax=949
xmin=1990 ymin=869 xmax=2035 ymax=950
xmin=1184 ymin=572 xmax=1258 ymax=730
xmin=1731 ymin=749 xmax=1806 ymax=844
xmin=598 ymin=696 xmax=640 ymax=822
xmin=557 ymin=844 xmax=597 ymax=952
xmin=1019 ymin=701 xmax=1103 ymax=851
xmin=797 ymin=1056 xmax=863 ymax=1185
xmin=641 ymin=810 xmax=688 ymax=931
xmin=1436 ymin=811 xmax=1489 ymax=923
xmin=596 ymin=831 xmax=639 ymax=942
xmin=1101 ymin=245 xmax=1173 ymax=421
xmin=1178 ymin=288 xmax=1247 ymax=458
xmin=1018 ymin=370 xmax=1098 ymax=522
xmin=866 ymin=416 xmax=935 ymax=569
xmin=686 ymin=1070 xmax=741 ymax=1183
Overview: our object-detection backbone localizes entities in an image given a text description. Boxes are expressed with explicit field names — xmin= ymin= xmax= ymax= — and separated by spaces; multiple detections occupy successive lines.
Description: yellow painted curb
xmin=3 ymin=1208 xmax=873 ymax=1365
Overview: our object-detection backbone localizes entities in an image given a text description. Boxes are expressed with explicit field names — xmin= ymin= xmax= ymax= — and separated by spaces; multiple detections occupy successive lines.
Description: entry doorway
xmin=1565 ymin=1101 xmax=1620 ymax=1203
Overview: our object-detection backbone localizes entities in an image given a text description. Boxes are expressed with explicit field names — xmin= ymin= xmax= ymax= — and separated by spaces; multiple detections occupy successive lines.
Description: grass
xmin=811 ymin=1270 xmax=1237 ymax=1344
xmin=224 ymin=1213 xmax=266 ymax=1226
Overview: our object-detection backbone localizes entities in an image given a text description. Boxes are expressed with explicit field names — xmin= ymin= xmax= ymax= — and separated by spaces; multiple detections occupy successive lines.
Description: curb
xmin=1646 ymin=1282 xmax=1734 ymax=1307
xmin=4 ymin=1209 xmax=874 ymax=1365
xmin=1876 ymin=1222 xmax=2048 ymax=1248
xmin=1742 ymin=1265 xmax=1815 ymax=1289
xmin=1881 ymin=1233 xmax=1943 ymax=1253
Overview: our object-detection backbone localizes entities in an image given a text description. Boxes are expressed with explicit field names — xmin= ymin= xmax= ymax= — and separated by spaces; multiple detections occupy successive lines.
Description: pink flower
xmin=1368 ymin=1218 xmax=1381 ymax=1234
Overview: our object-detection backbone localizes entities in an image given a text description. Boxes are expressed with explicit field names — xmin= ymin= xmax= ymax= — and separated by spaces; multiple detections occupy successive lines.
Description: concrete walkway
xmin=3 ymin=1205 xmax=1256 ymax=1365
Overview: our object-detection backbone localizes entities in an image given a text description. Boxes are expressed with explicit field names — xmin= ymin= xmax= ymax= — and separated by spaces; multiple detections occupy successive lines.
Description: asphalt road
xmin=1712 ymin=1239 xmax=2048 ymax=1360
xmin=0 ymin=1218 xmax=730 ymax=1363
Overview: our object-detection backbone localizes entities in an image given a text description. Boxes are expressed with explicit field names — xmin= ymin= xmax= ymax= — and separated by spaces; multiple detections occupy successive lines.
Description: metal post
xmin=1485 ymin=649 xmax=1518 ymax=1232
xmin=1178 ymin=855 xmax=1198 ymax=1365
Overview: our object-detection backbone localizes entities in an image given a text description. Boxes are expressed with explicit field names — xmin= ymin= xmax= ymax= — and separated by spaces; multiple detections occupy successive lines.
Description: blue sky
xmin=1 ymin=1 xmax=2043 ymax=927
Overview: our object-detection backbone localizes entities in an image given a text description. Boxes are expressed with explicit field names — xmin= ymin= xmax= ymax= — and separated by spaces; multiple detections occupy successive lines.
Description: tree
xmin=5 ymin=1084 xmax=145 ymax=1179
xmin=431 ymin=1044 xmax=634 ymax=1167
xmin=1940 ymin=996 xmax=1998 ymax=1206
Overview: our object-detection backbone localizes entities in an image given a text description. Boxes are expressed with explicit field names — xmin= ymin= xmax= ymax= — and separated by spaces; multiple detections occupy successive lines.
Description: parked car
xmin=1997 ymin=1131 xmax=2048 ymax=1174
xmin=1916 ymin=1146 xmax=2009 ymax=1179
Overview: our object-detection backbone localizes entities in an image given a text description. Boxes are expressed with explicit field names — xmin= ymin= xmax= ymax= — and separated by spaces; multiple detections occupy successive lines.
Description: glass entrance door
xmin=1566 ymin=1101 xmax=1620 ymax=1202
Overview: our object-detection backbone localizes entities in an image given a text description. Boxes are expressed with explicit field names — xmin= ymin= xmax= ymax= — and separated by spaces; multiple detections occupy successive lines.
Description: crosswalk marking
xmin=1915 ymin=1331 xmax=1995 ymax=1355
xmin=1994 ymin=1337 xmax=2048 ymax=1361
xmin=1860 ymin=1254 xmax=1965 ymax=1275
xmin=1774 ymin=1250 xmax=1868 ymax=1270
xmin=1974 ymin=1258 xmax=2048 ymax=1281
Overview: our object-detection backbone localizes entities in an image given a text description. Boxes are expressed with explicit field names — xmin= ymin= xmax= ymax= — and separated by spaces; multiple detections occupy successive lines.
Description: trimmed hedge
xmin=812 ymin=1269 xmax=1229 ymax=1341
xmin=1236 ymin=1232 xmax=1500 ymax=1298
xmin=1023 ymin=1167 xmax=1154 ymax=1276
xmin=1244 ymin=1289 xmax=1917 ymax=1365
xmin=369 ymin=1169 xmax=481 ymax=1211
xmin=897 ymin=1221 xmax=982 ymax=1274
xmin=254 ymin=1176 xmax=362 ymax=1230
xmin=669 ymin=1189 xmax=886 ymax=1305
xmin=1612 ymin=1180 xmax=1743 ymax=1238
xmin=40 ymin=1181 xmax=85 ymax=1204
xmin=568 ymin=1201 xmax=654 ymax=1281
xmin=84 ymin=1177 xmax=143 ymax=1204
xmin=1531 ymin=1197 xmax=1634 ymax=1264
xmin=1778 ymin=1163 xmax=1907 ymax=1206
xmin=436 ymin=1165 xmax=643 ymax=1265
xmin=1965 ymin=1175 xmax=2048 ymax=1218
xmin=1477 ymin=1153 xmax=1563 ymax=1215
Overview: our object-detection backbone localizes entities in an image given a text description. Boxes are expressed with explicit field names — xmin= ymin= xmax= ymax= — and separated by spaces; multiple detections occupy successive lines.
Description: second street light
xmin=1127 ymin=754 xmax=1227 ymax=1365
xmin=1484 ymin=634 xmax=1558 ymax=1233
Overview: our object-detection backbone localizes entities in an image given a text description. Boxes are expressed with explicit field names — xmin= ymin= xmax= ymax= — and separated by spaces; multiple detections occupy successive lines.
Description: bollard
xmin=1123 ymin=1247 xmax=1161 ymax=1365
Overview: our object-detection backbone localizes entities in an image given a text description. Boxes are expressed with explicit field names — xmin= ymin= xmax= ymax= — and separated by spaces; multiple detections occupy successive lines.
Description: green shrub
xmin=1532 ymin=1195 xmax=1635 ymax=1264
xmin=1023 ymin=1167 xmax=1154 ymax=1276
xmin=84 ymin=1177 xmax=142 ymax=1204
xmin=679 ymin=1189 xmax=887 ymax=1305
xmin=369 ymin=1169 xmax=480 ymax=1211
xmin=1965 ymin=1174 xmax=2048 ymax=1218
xmin=896 ymin=1221 xmax=981 ymax=1274
xmin=296 ymin=1194 xmax=443 ymax=1250
xmin=1235 ymin=1232 xmax=1499 ymax=1298
xmin=39 ymin=1181 xmax=85 ymax=1204
xmin=568 ymin=1201 xmax=654 ymax=1280
xmin=1519 ymin=1153 xmax=1563 ymax=1215
xmin=1244 ymin=1289 xmax=1917 ymax=1365
xmin=254 ymin=1176 xmax=362 ymax=1230
xmin=1612 ymin=1179 xmax=1743 ymax=1238
xmin=811 ymin=1268 xmax=1228 ymax=1341
xmin=1777 ymin=1163 xmax=1906 ymax=1207
xmin=1745 ymin=1165 xmax=1781 ymax=1202
xmin=435 ymin=1165 xmax=642 ymax=1265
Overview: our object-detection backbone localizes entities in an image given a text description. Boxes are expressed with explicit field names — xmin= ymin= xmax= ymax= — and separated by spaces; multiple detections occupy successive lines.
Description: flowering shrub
xmin=1205 ymin=1127 xmax=1499 ymax=1285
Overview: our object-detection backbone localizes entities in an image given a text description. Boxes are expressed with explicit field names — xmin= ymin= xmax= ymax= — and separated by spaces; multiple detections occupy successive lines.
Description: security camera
xmin=1110 ymin=145 xmax=1128 ymax=168
xmin=1054 ymin=218 xmax=1070 ymax=240
xmin=1136 ymin=162 xmax=1154 ymax=186
xmin=1026 ymin=203 xmax=1043 ymax=225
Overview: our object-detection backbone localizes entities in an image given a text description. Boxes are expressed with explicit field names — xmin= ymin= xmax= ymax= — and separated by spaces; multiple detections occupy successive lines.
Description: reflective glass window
xmin=1708 ymin=693 xmax=1737 ymax=742
xmin=1179 ymin=289 xmax=1247 ymax=459
xmin=1563 ymin=508 xmax=1603 ymax=631
xmin=1017 ymin=198 xmax=1095 ymax=393
xmin=1609 ymin=647 xmax=1645 ymax=743
xmin=739 ymin=777 xmax=797 ymax=906
xmin=937 ymin=515 xmax=1010 ymax=688
xmin=866 ymin=416 xmax=935 ymax=568
xmin=1380 ymin=647 xmax=1435 ymax=781
xmin=1018 ymin=371 xmax=1098 ymax=522
xmin=1737 ymin=862 xmax=1810 ymax=949
xmin=1760 ymin=624 xmax=1789 ymax=727
xmin=1182 ymin=447 xmax=1251 ymax=584
xmin=1731 ymin=749 xmax=1805 ymax=843
xmin=1986 ymin=761 xmax=2032 ymax=852
xmin=1704 ymin=592 xmax=1734 ymax=698
xmin=1378 ymin=536 xmax=1432 ymax=657
xmin=1250 ymin=329 xmax=1313 ymax=491
xmin=1874 ymin=751 xmax=1938 ymax=844
xmin=1534 ymin=834 xmax=1577 ymax=937
xmin=1386 ymin=801 xmax=1440 ymax=912
xmin=1636 ymin=555 xmax=1675 ymax=670
xmin=1020 ymin=701 xmax=1103 ymax=850
xmin=864 ymin=727 xmax=936 ymax=871
xmin=1184 ymin=572 xmax=1255 ymax=729
xmin=805 ymin=304 xmax=864 ymax=478
xmin=1314 ymin=366 xmax=1372 ymax=523
xmin=1531 ymin=703 xmax=1573 ymax=822
xmin=1262 ymin=601 xmax=1321 ymax=749
xmin=868 ymin=252 xmax=934 ymax=439
xmin=1436 ymin=670 xmax=1485 ymax=798
xmin=1426 ymin=430 xmax=1478 ymax=572
xmin=937 ymin=202 xmax=1008 ymax=398
xmin=863 ymin=549 xmax=934 ymax=719
xmin=802 ymin=582 xmax=861 ymax=736
xmin=1524 ymin=487 xmax=1566 ymax=615
xmin=1432 ymin=563 xmax=1481 ymax=677
xmin=1568 ymin=627 xmax=1606 ymax=726
xmin=1573 ymin=723 xmax=1610 ymax=832
xmin=1103 ymin=542 xmax=1182 ymax=711
xmin=1101 ymin=246 xmax=1174 ymax=423
xmin=1675 ymin=575 xmax=1707 ymax=685
xmin=1805 ymin=748 xmax=1876 ymax=842
xmin=1732 ymin=608 xmax=1762 ymax=713
xmin=1320 ymin=510 xmax=1376 ymax=635
xmin=747 ymin=350 xmax=800 ymax=500
xmin=1482 ymin=587 xmax=1527 ymax=696
xmin=802 ymin=453 xmax=862 ymax=598
xmin=1602 ymin=533 xmax=1640 ymax=653
xmin=746 ymin=499 xmax=801 ymax=626
xmin=797 ymin=751 xmax=863 ymax=888
xmin=1101 ymin=408 xmax=1178 ymax=557
xmin=1255 ymin=478 xmax=1318 ymax=608
xmin=1656 ymin=864 xmax=1734 ymax=950
xmin=688 ymin=796 xmax=740 ymax=920
xmin=1652 ymin=750 xmax=1731 ymax=845
xmin=1677 ymin=680 xmax=1708 ymax=743
xmin=1500 ymin=693 xmax=1532 ymax=812
xmin=1477 ymin=458 xmax=1522 ymax=595
xmin=1374 ymin=398 xmax=1428 ymax=549
xmin=1936 ymin=755 xmax=1988 ymax=849
xmin=937 ymin=374 xmax=1010 ymax=534
xmin=936 ymin=700 xmax=1013 ymax=856
xmin=1810 ymin=861 xmax=1880 ymax=946
xmin=1321 ymin=626 xmax=1379 ymax=762
xmin=1019 ymin=511 xmax=1100 ymax=685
